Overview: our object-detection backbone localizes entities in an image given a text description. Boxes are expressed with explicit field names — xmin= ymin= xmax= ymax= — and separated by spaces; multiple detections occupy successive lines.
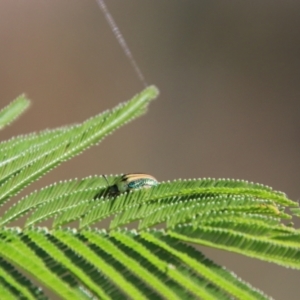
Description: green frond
xmin=0 ymin=175 xmax=118 ymax=227
xmin=80 ymin=178 xmax=296 ymax=229
xmin=3 ymin=175 xmax=295 ymax=233
xmin=193 ymin=216 xmax=294 ymax=237
xmin=0 ymin=256 xmax=47 ymax=300
xmin=25 ymin=230 xmax=114 ymax=300
xmin=140 ymin=230 xmax=270 ymax=300
xmin=152 ymin=178 xmax=292 ymax=205
xmin=271 ymin=231 xmax=300 ymax=247
xmin=0 ymin=88 xmax=298 ymax=299
xmin=83 ymin=230 xmax=183 ymax=300
xmin=167 ymin=204 xmax=284 ymax=229
xmin=138 ymin=195 xmax=285 ymax=231
xmin=170 ymin=224 xmax=300 ymax=269
xmin=0 ymin=126 xmax=66 ymax=163
xmin=290 ymin=207 xmax=300 ymax=217
xmin=108 ymin=230 xmax=250 ymax=300
xmin=0 ymin=284 xmax=20 ymax=300
xmin=0 ymin=227 xmax=271 ymax=300
xmin=0 ymin=86 xmax=158 ymax=208
xmin=0 ymin=229 xmax=90 ymax=299
xmin=0 ymin=95 xmax=30 ymax=130
xmin=53 ymin=229 xmax=149 ymax=299
xmin=0 ymin=285 xmax=16 ymax=300
xmin=80 ymin=188 xmax=154 ymax=229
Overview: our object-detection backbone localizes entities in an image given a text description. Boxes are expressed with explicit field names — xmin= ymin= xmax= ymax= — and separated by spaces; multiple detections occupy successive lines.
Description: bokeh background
xmin=0 ymin=1 xmax=300 ymax=299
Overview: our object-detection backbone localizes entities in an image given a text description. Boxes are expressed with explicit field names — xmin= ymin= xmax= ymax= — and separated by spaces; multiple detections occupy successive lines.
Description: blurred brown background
xmin=0 ymin=1 xmax=299 ymax=299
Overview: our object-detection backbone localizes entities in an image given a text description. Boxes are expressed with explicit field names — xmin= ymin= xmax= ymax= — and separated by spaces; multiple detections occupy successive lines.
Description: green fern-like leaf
xmin=0 ymin=86 xmax=158 ymax=208
xmin=0 ymin=175 xmax=115 ymax=227
xmin=0 ymin=255 xmax=47 ymax=300
xmin=0 ymin=86 xmax=299 ymax=299
xmin=0 ymin=228 xmax=271 ymax=300
xmin=170 ymin=224 xmax=300 ymax=269
xmin=0 ymin=95 xmax=30 ymax=130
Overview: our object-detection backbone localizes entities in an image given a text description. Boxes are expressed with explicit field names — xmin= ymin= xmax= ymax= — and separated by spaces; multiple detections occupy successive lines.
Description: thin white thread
xmin=95 ymin=0 xmax=148 ymax=87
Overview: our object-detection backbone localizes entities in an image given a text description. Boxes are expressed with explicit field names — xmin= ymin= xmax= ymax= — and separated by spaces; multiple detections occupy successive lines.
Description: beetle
xmin=100 ymin=173 xmax=158 ymax=197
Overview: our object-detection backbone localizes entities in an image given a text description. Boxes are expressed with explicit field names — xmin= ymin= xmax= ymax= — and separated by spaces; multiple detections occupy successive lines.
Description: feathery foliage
xmin=0 ymin=86 xmax=299 ymax=299
xmin=0 ymin=94 xmax=30 ymax=130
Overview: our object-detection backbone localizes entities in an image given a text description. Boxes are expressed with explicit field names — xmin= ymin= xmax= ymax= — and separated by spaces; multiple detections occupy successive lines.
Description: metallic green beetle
xmin=104 ymin=173 xmax=158 ymax=197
